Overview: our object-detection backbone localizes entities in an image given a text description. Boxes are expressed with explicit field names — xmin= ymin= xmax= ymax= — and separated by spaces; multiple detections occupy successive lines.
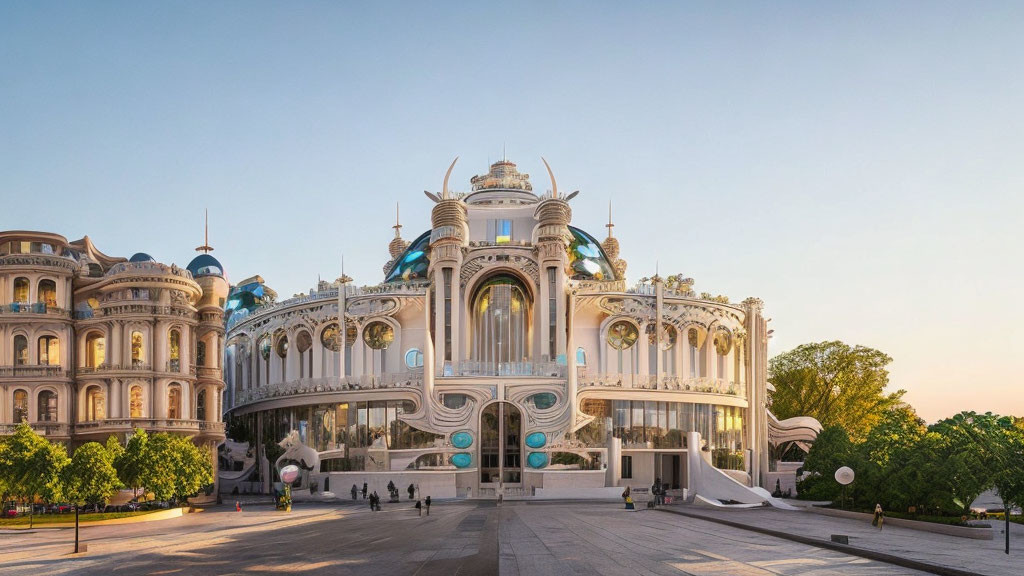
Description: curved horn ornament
xmin=442 ymin=156 xmax=459 ymax=199
xmin=541 ymin=156 xmax=557 ymax=198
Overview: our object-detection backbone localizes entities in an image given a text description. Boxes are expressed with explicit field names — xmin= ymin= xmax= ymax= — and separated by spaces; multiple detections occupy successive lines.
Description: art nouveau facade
xmin=0 ymin=231 xmax=227 ymax=494
xmin=222 ymin=159 xmax=814 ymax=500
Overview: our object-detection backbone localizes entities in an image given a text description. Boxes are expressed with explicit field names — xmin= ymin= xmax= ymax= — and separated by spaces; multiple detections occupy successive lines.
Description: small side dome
xmin=129 ymin=252 xmax=155 ymax=263
xmin=187 ymin=253 xmax=224 ymax=278
xmin=385 ymin=230 xmax=431 ymax=283
xmin=567 ymin=226 xmax=616 ymax=281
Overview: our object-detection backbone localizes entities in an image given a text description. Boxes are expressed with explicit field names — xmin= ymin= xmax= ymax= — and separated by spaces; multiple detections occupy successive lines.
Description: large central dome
xmin=465 ymin=160 xmax=538 ymax=205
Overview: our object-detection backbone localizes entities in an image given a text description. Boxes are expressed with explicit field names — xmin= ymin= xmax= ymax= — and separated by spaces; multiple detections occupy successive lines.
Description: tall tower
xmin=427 ymin=158 xmax=468 ymax=373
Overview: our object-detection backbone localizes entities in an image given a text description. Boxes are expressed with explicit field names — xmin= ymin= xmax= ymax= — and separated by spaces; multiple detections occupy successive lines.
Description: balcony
xmin=577 ymin=373 xmax=745 ymax=398
xmin=448 ymin=361 xmax=566 ymax=378
xmin=73 ymin=418 xmax=202 ymax=434
xmin=0 ymin=302 xmax=70 ymax=317
xmin=77 ymin=363 xmax=153 ymax=375
xmin=197 ymin=366 xmax=222 ymax=380
xmin=233 ymin=370 xmax=424 ymax=408
xmin=198 ymin=421 xmax=226 ymax=434
xmin=0 ymin=422 xmax=70 ymax=437
xmin=0 ymin=365 xmax=68 ymax=378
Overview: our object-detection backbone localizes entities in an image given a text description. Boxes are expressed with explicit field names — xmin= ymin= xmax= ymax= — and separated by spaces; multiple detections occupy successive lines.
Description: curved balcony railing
xmin=233 ymin=370 xmax=424 ymax=408
xmin=0 ymin=365 xmax=68 ymax=377
xmin=73 ymin=418 xmax=202 ymax=433
xmin=0 ymin=422 xmax=70 ymax=436
xmin=577 ymin=373 xmax=745 ymax=398
xmin=77 ymin=363 xmax=154 ymax=374
xmin=0 ymin=302 xmax=70 ymax=316
xmin=198 ymin=421 xmax=226 ymax=434
xmin=447 ymin=361 xmax=566 ymax=378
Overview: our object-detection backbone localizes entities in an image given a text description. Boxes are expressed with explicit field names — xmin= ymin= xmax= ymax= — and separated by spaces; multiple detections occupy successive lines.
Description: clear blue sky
xmin=3 ymin=2 xmax=1022 ymax=422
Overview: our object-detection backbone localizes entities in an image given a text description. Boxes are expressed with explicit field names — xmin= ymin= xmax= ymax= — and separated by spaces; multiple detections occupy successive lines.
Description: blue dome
xmin=385 ymin=230 xmax=431 ymax=283
xmin=187 ymin=253 xmax=224 ymax=278
xmin=129 ymin=252 xmax=155 ymax=263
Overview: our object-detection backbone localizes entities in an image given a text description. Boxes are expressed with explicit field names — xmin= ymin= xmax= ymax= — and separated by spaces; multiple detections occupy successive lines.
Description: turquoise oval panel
xmin=451 ymin=431 xmax=473 ymax=449
xmin=450 ymin=453 xmax=472 ymax=468
xmin=525 ymin=432 xmax=547 ymax=449
xmin=527 ymin=452 xmax=548 ymax=469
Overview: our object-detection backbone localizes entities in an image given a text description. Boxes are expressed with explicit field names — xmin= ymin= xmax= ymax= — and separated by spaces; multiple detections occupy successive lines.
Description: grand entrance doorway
xmin=479 ymin=402 xmax=522 ymax=484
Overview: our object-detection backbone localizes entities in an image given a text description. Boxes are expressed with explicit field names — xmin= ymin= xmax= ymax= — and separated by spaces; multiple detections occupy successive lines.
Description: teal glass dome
xmin=187 ymin=253 xmax=224 ymax=278
xmin=567 ymin=226 xmax=615 ymax=281
xmin=385 ymin=230 xmax=431 ymax=283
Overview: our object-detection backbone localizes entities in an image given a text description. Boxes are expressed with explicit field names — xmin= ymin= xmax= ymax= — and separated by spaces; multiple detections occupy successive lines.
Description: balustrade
xmin=577 ymin=373 xmax=745 ymax=398
xmin=0 ymin=365 xmax=68 ymax=377
xmin=233 ymin=370 xmax=424 ymax=407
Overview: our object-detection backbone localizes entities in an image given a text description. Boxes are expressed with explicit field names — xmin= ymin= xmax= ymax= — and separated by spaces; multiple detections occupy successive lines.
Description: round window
xmin=405 ymin=348 xmax=423 ymax=368
xmin=363 ymin=321 xmax=394 ymax=350
xmin=320 ymin=323 xmax=341 ymax=352
xmin=606 ymin=320 xmax=639 ymax=350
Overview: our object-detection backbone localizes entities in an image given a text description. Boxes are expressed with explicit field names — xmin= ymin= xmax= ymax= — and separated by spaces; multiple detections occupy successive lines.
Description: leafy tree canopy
xmin=769 ymin=341 xmax=904 ymax=441
xmin=62 ymin=442 xmax=121 ymax=507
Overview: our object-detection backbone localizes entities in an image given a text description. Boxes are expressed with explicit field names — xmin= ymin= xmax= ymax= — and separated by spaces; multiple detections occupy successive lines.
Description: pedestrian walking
xmin=351 ymin=484 xmax=358 ymax=501
xmin=362 ymin=482 xmax=368 ymax=499
xmin=408 ymin=483 xmax=415 ymax=500
xmin=872 ymin=503 xmax=884 ymax=530
xmin=235 ymin=501 xmax=241 ymax=512
xmin=425 ymin=496 xmax=431 ymax=516
xmin=415 ymin=499 xmax=422 ymax=516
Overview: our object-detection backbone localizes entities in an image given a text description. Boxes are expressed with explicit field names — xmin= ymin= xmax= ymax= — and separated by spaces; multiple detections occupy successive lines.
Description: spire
xmin=393 ymin=202 xmax=403 ymax=238
xmin=605 ymin=200 xmax=615 ymax=238
xmin=195 ymin=209 xmax=214 ymax=253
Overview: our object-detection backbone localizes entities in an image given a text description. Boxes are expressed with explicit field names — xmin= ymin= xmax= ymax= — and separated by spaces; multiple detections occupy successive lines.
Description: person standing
xmin=415 ymin=499 xmax=422 ymax=517
xmin=425 ymin=496 xmax=431 ymax=516
xmin=362 ymin=482 xmax=368 ymax=500
xmin=408 ymin=483 xmax=415 ymax=500
xmin=873 ymin=504 xmax=884 ymax=530
xmin=351 ymin=484 xmax=358 ymax=501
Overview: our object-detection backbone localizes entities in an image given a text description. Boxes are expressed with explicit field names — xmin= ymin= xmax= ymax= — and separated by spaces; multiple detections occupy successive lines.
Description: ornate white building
xmin=222 ymin=158 xmax=817 ymax=501
xmin=0 ymin=230 xmax=227 ymax=496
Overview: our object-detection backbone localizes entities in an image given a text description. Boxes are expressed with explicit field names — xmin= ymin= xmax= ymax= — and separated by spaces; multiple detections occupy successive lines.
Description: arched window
xmin=86 ymin=386 xmax=105 ymax=421
xmin=130 ymin=385 xmax=144 ymax=418
xmin=167 ymin=383 xmax=182 ymax=419
xmin=606 ymin=320 xmax=638 ymax=375
xmin=688 ymin=328 xmax=699 ymax=378
xmin=576 ymin=347 xmax=587 ymax=366
xmin=13 ymin=390 xmax=28 ymax=423
xmin=131 ymin=331 xmax=145 ymax=367
xmin=197 ymin=340 xmax=206 ymax=367
xmin=258 ymin=334 xmax=270 ymax=385
xmin=38 ymin=391 xmax=57 ymax=422
xmin=169 ymin=329 xmax=181 ymax=372
xmin=714 ymin=330 xmax=731 ymax=380
xmin=13 ymin=335 xmax=28 ymax=365
xmin=86 ymin=332 xmax=105 ymax=368
xmin=296 ymin=330 xmax=312 ymax=378
xmin=471 ymin=275 xmax=531 ymax=368
xmin=196 ymin=389 xmax=207 ymax=421
xmin=38 ymin=335 xmax=60 ymax=365
xmin=37 ymin=279 xmax=57 ymax=307
xmin=13 ymin=277 xmax=29 ymax=303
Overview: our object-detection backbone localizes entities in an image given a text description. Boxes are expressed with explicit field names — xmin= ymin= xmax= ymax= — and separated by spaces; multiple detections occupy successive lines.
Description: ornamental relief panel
xmin=459 ymin=254 xmax=540 ymax=287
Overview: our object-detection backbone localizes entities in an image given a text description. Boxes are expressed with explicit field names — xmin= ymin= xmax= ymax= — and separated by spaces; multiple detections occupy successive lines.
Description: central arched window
xmin=130 ymin=385 xmax=144 ymax=418
xmin=13 ymin=390 xmax=28 ymax=423
xmin=38 ymin=336 xmax=60 ymax=365
xmin=86 ymin=386 xmax=105 ymax=420
xmin=38 ymin=390 xmax=57 ymax=422
xmin=169 ymin=329 xmax=181 ymax=372
xmin=13 ymin=277 xmax=29 ymax=304
xmin=14 ymin=335 xmax=28 ymax=365
xmin=38 ymin=279 xmax=57 ymax=307
xmin=296 ymin=330 xmax=312 ymax=378
xmin=471 ymin=275 xmax=531 ymax=368
xmin=131 ymin=331 xmax=145 ymax=367
xmin=167 ymin=383 xmax=182 ymax=419
xmin=86 ymin=332 xmax=105 ymax=368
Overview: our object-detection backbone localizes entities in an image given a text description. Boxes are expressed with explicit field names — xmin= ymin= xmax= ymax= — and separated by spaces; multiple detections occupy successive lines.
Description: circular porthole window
xmin=405 ymin=348 xmax=424 ymax=368
xmin=363 ymin=322 xmax=394 ymax=350
xmin=606 ymin=321 xmax=638 ymax=350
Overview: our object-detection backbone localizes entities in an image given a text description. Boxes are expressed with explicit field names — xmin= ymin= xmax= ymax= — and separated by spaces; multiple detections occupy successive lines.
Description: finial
xmin=541 ymin=157 xmax=557 ymax=198
xmin=393 ymin=202 xmax=403 ymax=237
xmin=605 ymin=200 xmax=615 ymax=238
xmin=195 ymin=209 xmax=214 ymax=253
xmin=442 ymin=156 xmax=459 ymax=199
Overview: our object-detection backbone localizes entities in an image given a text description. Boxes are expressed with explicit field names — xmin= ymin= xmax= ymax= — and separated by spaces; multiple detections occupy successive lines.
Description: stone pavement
xmin=0 ymin=500 xmax=934 ymax=575
xmin=663 ymin=505 xmax=1024 ymax=576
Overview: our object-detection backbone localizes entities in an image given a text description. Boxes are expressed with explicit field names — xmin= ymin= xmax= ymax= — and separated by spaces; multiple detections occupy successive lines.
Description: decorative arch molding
xmin=460 ymin=254 xmax=540 ymax=290
xmin=398 ymin=386 xmax=492 ymax=435
xmin=506 ymin=384 xmax=572 ymax=434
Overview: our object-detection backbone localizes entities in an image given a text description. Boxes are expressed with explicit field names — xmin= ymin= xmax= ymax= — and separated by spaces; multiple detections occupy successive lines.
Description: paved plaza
xmin=0 ymin=500 xmax=947 ymax=576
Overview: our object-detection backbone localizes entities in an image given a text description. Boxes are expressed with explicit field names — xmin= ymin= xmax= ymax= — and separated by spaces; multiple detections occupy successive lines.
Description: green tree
xmin=139 ymin=433 xmax=179 ymax=502
xmin=853 ymin=406 xmax=927 ymax=509
xmin=929 ymin=412 xmax=1003 ymax=515
xmin=797 ymin=425 xmax=856 ymax=502
xmin=62 ymin=442 xmax=121 ymax=512
xmin=769 ymin=341 xmax=904 ymax=441
xmin=4 ymin=423 xmax=69 ymax=527
xmin=991 ymin=417 xmax=1024 ymax=554
xmin=115 ymin=428 xmax=149 ymax=499
xmin=171 ymin=436 xmax=213 ymax=501
xmin=104 ymin=435 xmax=124 ymax=463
